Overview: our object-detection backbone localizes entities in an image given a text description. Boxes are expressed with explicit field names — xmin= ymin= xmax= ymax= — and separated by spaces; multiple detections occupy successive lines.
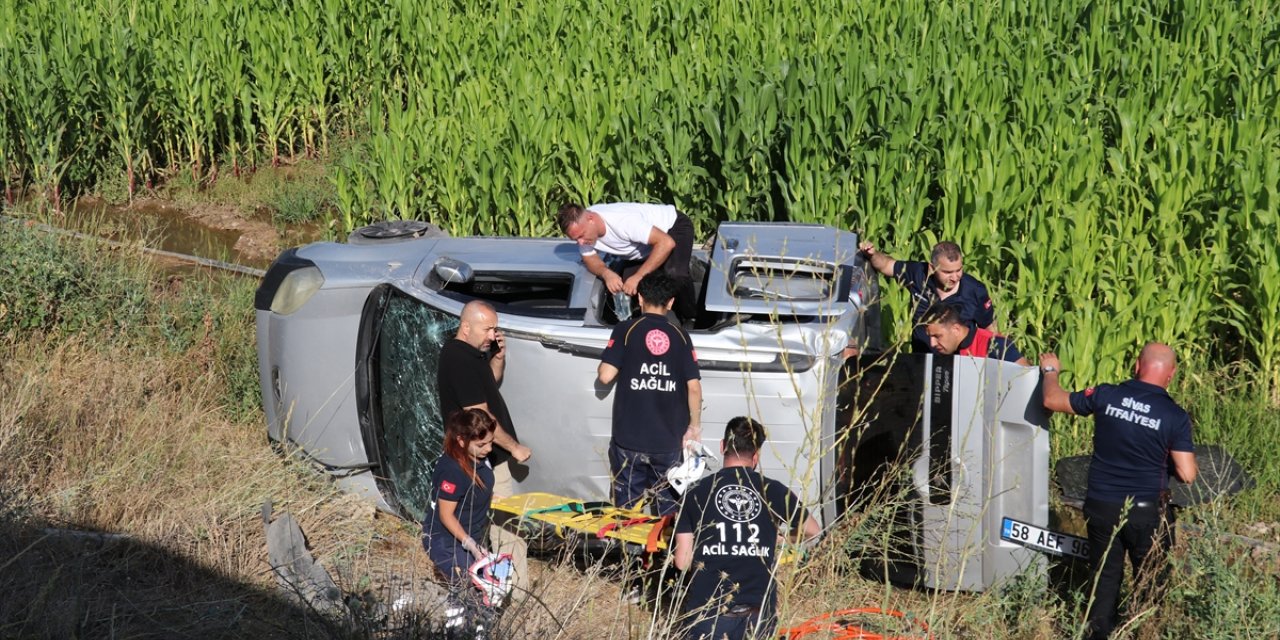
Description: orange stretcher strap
xmin=596 ymin=515 xmax=660 ymax=539
xmin=644 ymin=514 xmax=673 ymax=554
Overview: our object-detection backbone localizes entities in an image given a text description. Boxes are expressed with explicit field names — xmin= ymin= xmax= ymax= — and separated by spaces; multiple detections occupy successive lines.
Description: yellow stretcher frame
xmin=491 ymin=492 xmax=671 ymax=551
xmin=491 ymin=492 xmax=806 ymax=564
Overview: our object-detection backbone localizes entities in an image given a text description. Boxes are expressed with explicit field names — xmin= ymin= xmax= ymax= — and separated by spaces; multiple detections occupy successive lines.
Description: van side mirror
xmin=433 ymin=257 xmax=473 ymax=284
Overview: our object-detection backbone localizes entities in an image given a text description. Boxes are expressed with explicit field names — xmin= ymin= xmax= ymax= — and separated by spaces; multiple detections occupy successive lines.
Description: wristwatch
xmin=1041 ymin=366 xmax=1058 ymax=374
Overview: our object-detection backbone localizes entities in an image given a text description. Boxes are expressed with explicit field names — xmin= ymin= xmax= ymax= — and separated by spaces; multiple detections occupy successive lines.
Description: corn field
xmin=1 ymin=0 xmax=1278 ymax=402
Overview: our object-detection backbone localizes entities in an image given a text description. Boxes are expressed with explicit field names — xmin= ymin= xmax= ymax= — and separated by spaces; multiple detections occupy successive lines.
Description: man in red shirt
xmin=922 ymin=304 xmax=1028 ymax=365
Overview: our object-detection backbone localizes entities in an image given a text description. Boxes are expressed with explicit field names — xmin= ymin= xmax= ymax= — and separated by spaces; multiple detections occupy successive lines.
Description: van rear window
xmin=730 ymin=258 xmax=835 ymax=301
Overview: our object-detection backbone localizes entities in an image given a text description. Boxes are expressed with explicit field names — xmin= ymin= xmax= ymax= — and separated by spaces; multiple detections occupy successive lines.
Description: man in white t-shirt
xmin=556 ymin=202 xmax=697 ymax=321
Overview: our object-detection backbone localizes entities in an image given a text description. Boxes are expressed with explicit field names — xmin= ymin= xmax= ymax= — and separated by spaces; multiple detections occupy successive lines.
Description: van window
xmin=439 ymin=271 xmax=582 ymax=319
xmin=730 ymin=258 xmax=836 ymax=302
xmin=441 ymin=271 xmax=572 ymax=307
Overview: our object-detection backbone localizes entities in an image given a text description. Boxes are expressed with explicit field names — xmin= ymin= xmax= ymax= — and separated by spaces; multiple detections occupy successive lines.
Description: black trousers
xmin=619 ymin=211 xmax=697 ymax=322
xmin=664 ymin=212 xmax=697 ymax=321
xmin=1082 ymin=497 xmax=1176 ymax=640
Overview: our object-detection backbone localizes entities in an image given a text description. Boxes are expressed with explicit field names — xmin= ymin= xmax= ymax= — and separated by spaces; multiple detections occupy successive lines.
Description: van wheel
xmin=347 ymin=220 xmax=447 ymax=244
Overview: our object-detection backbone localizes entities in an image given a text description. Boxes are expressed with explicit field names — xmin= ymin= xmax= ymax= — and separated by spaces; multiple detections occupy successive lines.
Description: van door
xmin=703 ymin=222 xmax=861 ymax=317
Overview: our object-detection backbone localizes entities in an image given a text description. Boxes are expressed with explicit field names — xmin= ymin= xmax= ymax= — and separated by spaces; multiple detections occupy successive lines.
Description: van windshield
xmin=373 ymin=288 xmax=458 ymax=521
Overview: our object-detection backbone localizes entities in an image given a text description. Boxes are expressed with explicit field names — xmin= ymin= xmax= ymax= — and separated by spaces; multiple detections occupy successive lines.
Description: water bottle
xmin=613 ymin=291 xmax=632 ymax=321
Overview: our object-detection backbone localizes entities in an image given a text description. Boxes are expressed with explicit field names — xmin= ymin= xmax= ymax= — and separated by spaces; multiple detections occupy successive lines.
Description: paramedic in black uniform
xmin=597 ymin=271 xmax=702 ymax=515
xmin=1040 ymin=343 xmax=1198 ymax=640
xmin=673 ymin=417 xmax=820 ymax=640
xmin=858 ymin=239 xmax=996 ymax=352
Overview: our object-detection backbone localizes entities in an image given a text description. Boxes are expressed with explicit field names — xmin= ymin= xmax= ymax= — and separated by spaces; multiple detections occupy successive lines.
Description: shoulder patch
xmin=984 ymin=299 xmax=992 ymax=309
xmin=441 ymin=480 xmax=457 ymax=495
xmin=1084 ymin=387 xmax=1095 ymax=397
xmin=606 ymin=338 xmax=614 ymax=349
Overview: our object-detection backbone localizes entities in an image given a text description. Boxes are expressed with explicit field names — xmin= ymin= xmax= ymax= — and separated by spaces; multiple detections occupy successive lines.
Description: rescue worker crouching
xmin=673 ymin=417 xmax=820 ymax=640
xmin=923 ymin=303 xmax=1029 ymax=365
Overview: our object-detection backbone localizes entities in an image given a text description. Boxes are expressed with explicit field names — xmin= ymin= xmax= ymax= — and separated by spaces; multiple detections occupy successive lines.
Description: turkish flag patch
xmin=441 ymin=480 xmax=457 ymax=495
xmin=606 ymin=338 xmax=615 ymax=348
xmin=691 ymin=349 xmax=698 ymax=362
xmin=984 ymin=299 xmax=992 ymax=309
xmin=1084 ymin=387 xmax=1095 ymax=397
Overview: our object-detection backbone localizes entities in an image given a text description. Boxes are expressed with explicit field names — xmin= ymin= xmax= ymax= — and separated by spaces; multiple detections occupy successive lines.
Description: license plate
xmin=1001 ymin=517 xmax=1090 ymax=560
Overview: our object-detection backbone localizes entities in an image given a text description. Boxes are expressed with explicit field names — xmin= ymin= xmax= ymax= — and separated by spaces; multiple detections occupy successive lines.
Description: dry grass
xmin=3 ymin=257 xmax=1276 ymax=639
xmin=0 ymin=332 xmax=1082 ymax=639
xmin=0 ymin=331 xmax=739 ymax=638
xmin=0 ymin=335 xmax=349 ymax=637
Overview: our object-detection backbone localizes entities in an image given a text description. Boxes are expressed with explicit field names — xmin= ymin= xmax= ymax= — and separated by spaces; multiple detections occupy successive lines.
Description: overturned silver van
xmin=255 ymin=220 xmax=1048 ymax=591
xmin=256 ymin=221 xmax=876 ymax=517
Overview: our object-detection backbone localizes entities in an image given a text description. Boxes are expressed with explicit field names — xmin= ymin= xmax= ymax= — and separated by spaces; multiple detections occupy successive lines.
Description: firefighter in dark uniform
xmin=859 ymin=239 xmax=996 ymax=353
xmin=1040 ymin=343 xmax=1198 ymax=640
xmin=923 ymin=304 xmax=1029 ymax=364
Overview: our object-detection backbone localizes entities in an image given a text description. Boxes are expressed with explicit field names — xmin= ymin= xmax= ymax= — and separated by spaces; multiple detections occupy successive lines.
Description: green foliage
xmin=0 ymin=220 xmax=151 ymax=337
xmin=150 ymin=272 xmax=261 ymax=423
xmin=0 ymin=219 xmax=261 ymax=424
xmin=1 ymin=0 xmax=1280 ymax=395
xmin=1178 ymin=366 xmax=1280 ymax=518
xmin=1162 ymin=511 xmax=1280 ymax=639
xmin=269 ymin=176 xmax=332 ymax=225
xmin=987 ymin=567 xmax=1059 ymax=638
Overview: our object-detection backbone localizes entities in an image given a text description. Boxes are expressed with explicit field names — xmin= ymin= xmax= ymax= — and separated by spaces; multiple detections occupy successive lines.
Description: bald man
xmin=438 ymin=300 xmax=531 ymax=476
xmin=1040 ymin=344 xmax=1197 ymax=640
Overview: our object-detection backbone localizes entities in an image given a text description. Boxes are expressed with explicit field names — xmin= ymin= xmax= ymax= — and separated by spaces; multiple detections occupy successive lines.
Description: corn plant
xmin=2 ymin=0 xmax=1280 ymax=401
xmin=245 ymin=16 xmax=294 ymax=167
xmin=88 ymin=8 xmax=150 ymax=199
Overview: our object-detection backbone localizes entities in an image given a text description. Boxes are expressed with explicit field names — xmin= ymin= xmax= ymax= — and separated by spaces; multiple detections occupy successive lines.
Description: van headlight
xmin=270 ymin=266 xmax=325 ymax=315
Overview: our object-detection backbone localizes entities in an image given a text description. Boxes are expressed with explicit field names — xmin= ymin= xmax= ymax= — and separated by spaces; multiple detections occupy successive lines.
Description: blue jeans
xmin=608 ymin=441 xmax=681 ymax=515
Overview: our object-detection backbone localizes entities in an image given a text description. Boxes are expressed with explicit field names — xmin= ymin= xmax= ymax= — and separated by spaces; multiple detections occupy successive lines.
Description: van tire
xmin=347 ymin=220 xmax=448 ymax=244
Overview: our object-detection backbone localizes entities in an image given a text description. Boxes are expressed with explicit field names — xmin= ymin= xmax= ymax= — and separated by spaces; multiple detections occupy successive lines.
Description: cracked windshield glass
xmin=376 ymin=289 xmax=457 ymax=521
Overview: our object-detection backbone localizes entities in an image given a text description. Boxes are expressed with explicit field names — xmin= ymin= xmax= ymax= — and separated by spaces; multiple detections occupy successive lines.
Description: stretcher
xmin=491 ymin=492 xmax=672 ymax=552
xmin=491 ymin=493 xmax=809 ymax=565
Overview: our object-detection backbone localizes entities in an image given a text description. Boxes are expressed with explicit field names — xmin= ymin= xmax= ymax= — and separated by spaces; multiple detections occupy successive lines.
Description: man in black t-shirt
xmin=1041 ymin=343 xmax=1198 ymax=640
xmin=674 ymin=417 xmax=820 ymax=640
xmin=598 ymin=272 xmax=701 ymax=515
xmin=438 ymin=300 xmax=532 ymax=485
